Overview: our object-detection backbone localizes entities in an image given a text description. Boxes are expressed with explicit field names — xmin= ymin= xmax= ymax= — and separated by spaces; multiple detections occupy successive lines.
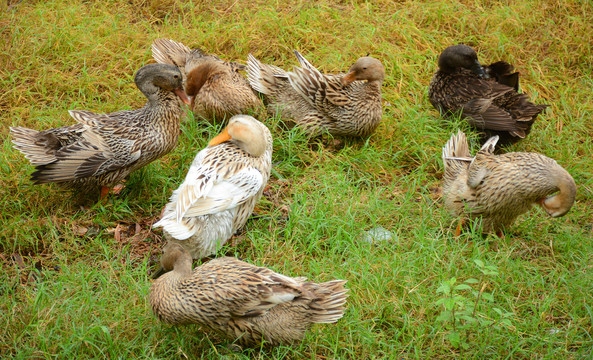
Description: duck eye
xmin=174 ymin=75 xmax=179 ymax=79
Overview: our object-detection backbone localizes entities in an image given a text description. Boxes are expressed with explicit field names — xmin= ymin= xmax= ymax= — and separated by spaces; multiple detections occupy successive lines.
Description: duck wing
xmin=195 ymin=258 xmax=303 ymax=319
xmin=31 ymin=110 xmax=142 ymax=183
xmin=160 ymin=145 xmax=264 ymax=223
xmin=288 ymin=51 xmax=350 ymax=108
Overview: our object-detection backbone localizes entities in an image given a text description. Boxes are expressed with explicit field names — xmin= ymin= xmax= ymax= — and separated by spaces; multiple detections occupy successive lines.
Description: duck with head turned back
xmin=149 ymin=242 xmax=349 ymax=347
xmin=247 ymin=50 xmax=385 ymax=137
xmin=442 ymin=130 xmax=576 ymax=236
xmin=10 ymin=63 xmax=190 ymax=199
xmin=151 ymin=38 xmax=260 ymax=122
xmin=429 ymin=44 xmax=549 ymax=145
xmin=152 ymin=115 xmax=272 ymax=273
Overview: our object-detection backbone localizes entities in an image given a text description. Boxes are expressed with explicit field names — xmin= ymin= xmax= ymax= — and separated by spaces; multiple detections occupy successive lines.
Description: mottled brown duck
xmin=152 ymin=115 xmax=272 ymax=268
xmin=247 ymin=50 xmax=384 ymax=137
xmin=429 ymin=44 xmax=549 ymax=144
xmin=10 ymin=63 xmax=190 ymax=199
xmin=442 ymin=130 xmax=576 ymax=236
xmin=149 ymin=243 xmax=349 ymax=347
xmin=152 ymin=38 xmax=260 ymax=122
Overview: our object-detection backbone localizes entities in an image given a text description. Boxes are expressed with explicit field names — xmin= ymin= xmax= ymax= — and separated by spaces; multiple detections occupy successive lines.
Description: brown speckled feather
xmin=152 ymin=38 xmax=260 ymax=121
xmin=150 ymin=244 xmax=349 ymax=347
xmin=10 ymin=64 xmax=188 ymax=192
xmin=442 ymin=131 xmax=576 ymax=233
xmin=247 ymin=51 xmax=384 ymax=137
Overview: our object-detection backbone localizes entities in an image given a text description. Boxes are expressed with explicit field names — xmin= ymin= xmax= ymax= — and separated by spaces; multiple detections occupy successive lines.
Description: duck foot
xmin=99 ymin=182 xmax=127 ymax=201
xmin=455 ymin=220 xmax=465 ymax=237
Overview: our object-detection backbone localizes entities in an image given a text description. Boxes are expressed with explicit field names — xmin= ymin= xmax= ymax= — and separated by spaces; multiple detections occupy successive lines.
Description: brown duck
xmin=152 ymin=38 xmax=260 ymax=122
xmin=247 ymin=51 xmax=384 ymax=137
xmin=429 ymin=44 xmax=549 ymax=144
xmin=442 ymin=130 xmax=576 ymax=236
xmin=10 ymin=63 xmax=190 ymax=198
xmin=149 ymin=243 xmax=349 ymax=347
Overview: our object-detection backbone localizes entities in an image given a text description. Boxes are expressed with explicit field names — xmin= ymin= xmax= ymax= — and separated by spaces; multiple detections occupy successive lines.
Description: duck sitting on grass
xmin=149 ymin=243 xmax=349 ymax=347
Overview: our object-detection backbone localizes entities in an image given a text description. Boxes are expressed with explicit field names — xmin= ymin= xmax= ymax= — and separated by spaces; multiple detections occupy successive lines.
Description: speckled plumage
xmin=153 ymin=115 xmax=272 ymax=260
xmin=442 ymin=130 xmax=576 ymax=234
xmin=247 ymin=51 xmax=384 ymax=137
xmin=10 ymin=63 xmax=189 ymax=192
xmin=152 ymin=38 xmax=260 ymax=122
xmin=429 ymin=44 xmax=548 ymax=144
xmin=149 ymin=243 xmax=349 ymax=347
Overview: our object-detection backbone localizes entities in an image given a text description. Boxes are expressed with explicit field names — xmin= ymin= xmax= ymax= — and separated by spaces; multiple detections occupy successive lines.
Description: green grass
xmin=1 ymin=0 xmax=592 ymax=358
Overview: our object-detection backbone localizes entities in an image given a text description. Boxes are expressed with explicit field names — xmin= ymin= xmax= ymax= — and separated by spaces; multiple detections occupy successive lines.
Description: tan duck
xmin=247 ymin=51 xmax=384 ymax=137
xmin=153 ymin=115 xmax=272 ymax=265
xmin=151 ymin=38 xmax=260 ymax=122
xmin=442 ymin=130 xmax=576 ymax=236
xmin=149 ymin=243 xmax=349 ymax=347
xmin=429 ymin=44 xmax=549 ymax=145
xmin=10 ymin=63 xmax=190 ymax=198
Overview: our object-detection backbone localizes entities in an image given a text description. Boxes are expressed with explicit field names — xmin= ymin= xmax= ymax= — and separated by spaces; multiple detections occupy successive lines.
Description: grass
xmin=1 ymin=0 xmax=592 ymax=358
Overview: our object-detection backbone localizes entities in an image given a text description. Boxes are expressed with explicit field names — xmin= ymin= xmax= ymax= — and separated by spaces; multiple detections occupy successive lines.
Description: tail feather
xmin=442 ymin=130 xmax=472 ymax=184
xmin=152 ymin=38 xmax=191 ymax=68
xmin=307 ymin=280 xmax=349 ymax=324
xmin=10 ymin=126 xmax=57 ymax=165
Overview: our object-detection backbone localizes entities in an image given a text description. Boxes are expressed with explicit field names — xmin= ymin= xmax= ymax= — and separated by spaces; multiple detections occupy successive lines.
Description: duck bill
xmin=471 ymin=60 xmax=488 ymax=79
xmin=174 ymin=87 xmax=192 ymax=105
xmin=208 ymin=127 xmax=231 ymax=146
xmin=342 ymin=71 xmax=356 ymax=86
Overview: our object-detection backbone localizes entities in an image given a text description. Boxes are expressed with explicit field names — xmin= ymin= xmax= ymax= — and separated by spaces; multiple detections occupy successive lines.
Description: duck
xmin=10 ymin=63 xmax=191 ymax=199
xmin=441 ymin=130 xmax=576 ymax=236
xmin=247 ymin=50 xmax=384 ymax=137
xmin=151 ymin=38 xmax=260 ymax=122
xmin=152 ymin=115 xmax=273 ymax=268
xmin=429 ymin=44 xmax=549 ymax=145
xmin=149 ymin=242 xmax=349 ymax=347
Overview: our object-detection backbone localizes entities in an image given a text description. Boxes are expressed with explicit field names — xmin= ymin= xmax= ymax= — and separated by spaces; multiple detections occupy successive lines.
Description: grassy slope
xmin=1 ymin=0 xmax=592 ymax=358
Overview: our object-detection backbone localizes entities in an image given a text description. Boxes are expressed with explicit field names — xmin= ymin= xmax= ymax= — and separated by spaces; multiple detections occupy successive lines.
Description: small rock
xmin=360 ymin=227 xmax=396 ymax=244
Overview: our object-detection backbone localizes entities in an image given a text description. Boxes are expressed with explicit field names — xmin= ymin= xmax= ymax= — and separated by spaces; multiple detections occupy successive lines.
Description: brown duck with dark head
xmin=10 ymin=63 xmax=190 ymax=199
xmin=429 ymin=44 xmax=548 ymax=144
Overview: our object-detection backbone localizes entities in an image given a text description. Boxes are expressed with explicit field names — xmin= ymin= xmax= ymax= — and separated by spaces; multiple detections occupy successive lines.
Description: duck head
xmin=135 ymin=63 xmax=191 ymax=105
xmin=538 ymin=167 xmax=577 ymax=218
xmin=160 ymin=243 xmax=193 ymax=274
xmin=438 ymin=44 xmax=488 ymax=78
xmin=208 ymin=115 xmax=270 ymax=157
xmin=342 ymin=57 xmax=385 ymax=86
xmin=186 ymin=62 xmax=228 ymax=108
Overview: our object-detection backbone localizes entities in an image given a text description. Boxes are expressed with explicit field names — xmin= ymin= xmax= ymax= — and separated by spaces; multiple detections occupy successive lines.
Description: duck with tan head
xmin=149 ymin=243 xmax=349 ymax=347
xmin=247 ymin=50 xmax=385 ymax=137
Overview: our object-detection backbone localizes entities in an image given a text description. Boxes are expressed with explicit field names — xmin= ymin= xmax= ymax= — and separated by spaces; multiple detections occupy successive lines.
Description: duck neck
xmin=543 ymin=167 xmax=577 ymax=216
xmin=143 ymin=90 xmax=183 ymax=121
xmin=173 ymin=255 xmax=193 ymax=279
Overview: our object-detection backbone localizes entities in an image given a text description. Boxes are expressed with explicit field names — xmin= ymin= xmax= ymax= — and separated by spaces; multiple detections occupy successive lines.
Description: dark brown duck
xmin=429 ymin=44 xmax=549 ymax=144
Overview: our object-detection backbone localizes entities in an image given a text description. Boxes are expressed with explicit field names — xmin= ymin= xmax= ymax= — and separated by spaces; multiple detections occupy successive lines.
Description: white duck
xmin=153 ymin=115 xmax=273 ymax=266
